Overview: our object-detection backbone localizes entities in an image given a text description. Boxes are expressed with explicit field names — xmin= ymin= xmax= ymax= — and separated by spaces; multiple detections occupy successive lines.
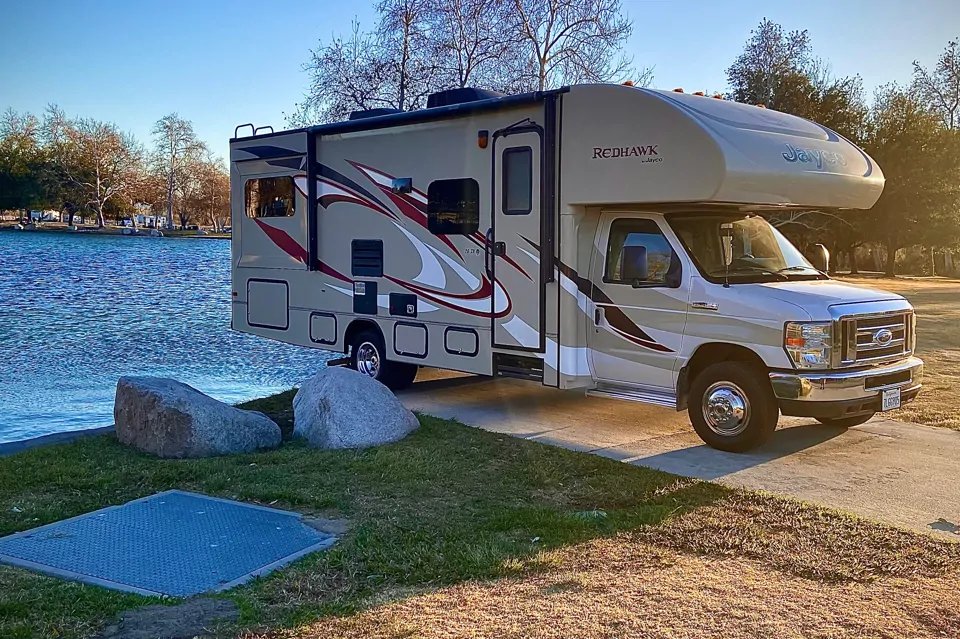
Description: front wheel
xmin=816 ymin=413 xmax=875 ymax=429
xmin=688 ymin=362 xmax=779 ymax=452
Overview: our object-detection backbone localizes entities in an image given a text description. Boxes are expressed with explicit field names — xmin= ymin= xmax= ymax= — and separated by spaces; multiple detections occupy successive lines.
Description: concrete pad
xmin=401 ymin=375 xmax=960 ymax=540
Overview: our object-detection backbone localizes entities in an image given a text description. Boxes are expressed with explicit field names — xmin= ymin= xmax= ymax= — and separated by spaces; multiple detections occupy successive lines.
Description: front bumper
xmin=770 ymin=357 xmax=923 ymax=419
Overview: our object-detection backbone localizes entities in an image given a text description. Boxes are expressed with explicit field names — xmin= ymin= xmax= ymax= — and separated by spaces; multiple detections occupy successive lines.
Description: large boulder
xmin=114 ymin=377 xmax=281 ymax=458
xmin=293 ymin=367 xmax=419 ymax=449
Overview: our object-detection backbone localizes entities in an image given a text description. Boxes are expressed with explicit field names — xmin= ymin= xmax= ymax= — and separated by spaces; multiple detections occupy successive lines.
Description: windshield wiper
xmin=713 ymin=268 xmax=789 ymax=281
xmin=777 ymin=265 xmax=828 ymax=278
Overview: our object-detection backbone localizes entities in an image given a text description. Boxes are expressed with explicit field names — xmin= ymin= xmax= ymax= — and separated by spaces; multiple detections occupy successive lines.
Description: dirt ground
xmin=839 ymin=276 xmax=960 ymax=430
xmin=247 ymin=535 xmax=960 ymax=639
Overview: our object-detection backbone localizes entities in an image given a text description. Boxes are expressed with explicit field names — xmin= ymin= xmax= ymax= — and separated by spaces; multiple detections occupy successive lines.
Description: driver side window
xmin=604 ymin=218 xmax=680 ymax=286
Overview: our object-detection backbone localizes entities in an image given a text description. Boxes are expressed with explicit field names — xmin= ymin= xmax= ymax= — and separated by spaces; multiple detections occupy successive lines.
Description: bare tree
xmin=913 ymin=39 xmax=960 ymax=130
xmin=511 ymin=0 xmax=636 ymax=91
xmin=152 ymin=114 xmax=200 ymax=230
xmin=189 ymin=151 xmax=230 ymax=231
xmin=46 ymin=117 xmax=142 ymax=229
xmin=289 ymin=22 xmax=390 ymax=125
xmin=291 ymin=1 xmax=443 ymax=126
xmin=377 ymin=0 xmax=443 ymax=110
xmin=428 ymin=0 xmax=520 ymax=90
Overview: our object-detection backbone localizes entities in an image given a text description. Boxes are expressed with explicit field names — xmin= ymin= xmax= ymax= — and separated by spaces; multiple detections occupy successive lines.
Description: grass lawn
xmin=1 ymin=394 xmax=958 ymax=638
xmin=839 ymin=275 xmax=960 ymax=430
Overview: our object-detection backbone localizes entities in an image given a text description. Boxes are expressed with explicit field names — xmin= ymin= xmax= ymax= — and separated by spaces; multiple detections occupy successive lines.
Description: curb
xmin=0 ymin=426 xmax=115 ymax=458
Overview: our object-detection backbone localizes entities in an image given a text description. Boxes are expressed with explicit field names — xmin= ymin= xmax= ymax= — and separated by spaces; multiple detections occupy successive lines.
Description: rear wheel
xmin=688 ymin=362 xmax=779 ymax=452
xmin=816 ymin=413 xmax=875 ymax=429
xmin=349 ymin=329 xmax=418 ymax=391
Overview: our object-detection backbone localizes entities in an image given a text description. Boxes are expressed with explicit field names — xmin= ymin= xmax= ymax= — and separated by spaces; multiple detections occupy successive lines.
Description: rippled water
xmin=0 ymin=231 xmax=330 ymax=444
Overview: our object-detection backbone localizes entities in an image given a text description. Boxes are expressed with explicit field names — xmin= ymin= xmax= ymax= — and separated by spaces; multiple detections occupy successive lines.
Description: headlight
xmin=785 ymin=322 xmax=833 ymax=369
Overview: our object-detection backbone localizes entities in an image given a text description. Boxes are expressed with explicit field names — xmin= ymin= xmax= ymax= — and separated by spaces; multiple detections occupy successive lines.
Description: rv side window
xmin=427 ymin=178 xmax=480 ymax=235
xmin=245 ymin=177 xmax=296 ymax=218
xmin=502 ymin=147 xmax=532 ymax=215
xmin=604 ymin=218 xmax=678 ymax=286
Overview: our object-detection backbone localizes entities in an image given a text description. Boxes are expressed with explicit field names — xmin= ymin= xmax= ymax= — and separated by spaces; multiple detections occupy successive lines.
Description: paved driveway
xmin=400 ymin=375 xmax=960 ymax=540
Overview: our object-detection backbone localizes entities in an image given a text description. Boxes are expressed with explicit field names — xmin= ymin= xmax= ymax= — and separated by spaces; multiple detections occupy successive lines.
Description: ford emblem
xmin=874 ymin=328 xmax=894 ymax=346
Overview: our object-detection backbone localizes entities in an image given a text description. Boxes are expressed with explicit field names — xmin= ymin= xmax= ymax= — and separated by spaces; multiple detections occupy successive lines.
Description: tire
xmin=688 ymin=362 xmax=779 ymax=453
xmin=349 ymin=329 xmax=417 ymax=391
xmin=387 ymin=362 xmax=418 ymax=391
xmin=816 ymin=413 xmax=875 ymax=429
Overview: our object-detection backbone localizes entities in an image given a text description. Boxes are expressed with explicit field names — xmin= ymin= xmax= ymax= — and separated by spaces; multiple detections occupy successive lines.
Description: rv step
xmin=586 ymin=384 xmax=676 ymax=409
xmin=494 ymin=354 xmax=544 ymax=382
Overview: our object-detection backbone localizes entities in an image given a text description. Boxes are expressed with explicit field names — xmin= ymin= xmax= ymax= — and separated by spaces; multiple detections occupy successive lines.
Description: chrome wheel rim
xmin=702 ymin=381 xmax=750 ymax=436
xmin=355 ymin=342 xmax=381 ymax=378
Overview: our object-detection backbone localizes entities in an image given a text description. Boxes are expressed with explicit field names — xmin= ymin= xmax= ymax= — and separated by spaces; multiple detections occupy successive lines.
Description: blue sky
xmin=1 ymin=0 xmax=956 ymax=161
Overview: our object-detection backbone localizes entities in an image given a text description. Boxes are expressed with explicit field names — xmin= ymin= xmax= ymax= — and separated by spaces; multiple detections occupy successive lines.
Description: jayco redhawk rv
xmin=229 ymin=84 xmax=923 ymax=452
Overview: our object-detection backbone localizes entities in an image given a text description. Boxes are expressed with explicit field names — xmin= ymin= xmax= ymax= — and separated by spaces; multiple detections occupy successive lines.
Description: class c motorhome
xmin=229 ymin=83 xmax=923 ymax=452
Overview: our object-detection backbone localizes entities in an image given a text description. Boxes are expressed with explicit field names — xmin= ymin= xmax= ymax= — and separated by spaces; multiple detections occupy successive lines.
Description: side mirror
xmin=621 ymin=245 xmax=648 ymax=282
xmin=810 ymin=243 xmax=830 ymax=272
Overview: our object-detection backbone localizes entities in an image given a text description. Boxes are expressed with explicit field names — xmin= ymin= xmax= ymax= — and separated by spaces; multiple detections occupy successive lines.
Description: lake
xmin=0 ymin=231 xmax=330 ymax=444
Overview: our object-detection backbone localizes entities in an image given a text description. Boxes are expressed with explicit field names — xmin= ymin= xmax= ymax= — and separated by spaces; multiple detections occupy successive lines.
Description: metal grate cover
xmin=0 ymin=490 xmax=336 ymax=597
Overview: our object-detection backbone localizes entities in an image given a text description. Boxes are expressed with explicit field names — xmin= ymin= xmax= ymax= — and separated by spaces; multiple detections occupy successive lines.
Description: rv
xmin=228 ymin=84 xmax=923 ymax=452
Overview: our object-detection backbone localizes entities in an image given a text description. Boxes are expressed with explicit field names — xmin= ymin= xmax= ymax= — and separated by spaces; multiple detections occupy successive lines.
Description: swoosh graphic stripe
xmin=348 ymin=160 xmax=463 ymax=257
xmin=253 ymin=219 xmax=307 ymax=264
xmin=530 ymin=235 xmax=674 ymax=354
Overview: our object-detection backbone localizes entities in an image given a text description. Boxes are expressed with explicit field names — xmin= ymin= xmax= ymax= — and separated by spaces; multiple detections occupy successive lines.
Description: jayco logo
xmin=592 ymin=145 xmax=660 ymax=160
xmin=782 ymin=143 xmax=847 ymax=168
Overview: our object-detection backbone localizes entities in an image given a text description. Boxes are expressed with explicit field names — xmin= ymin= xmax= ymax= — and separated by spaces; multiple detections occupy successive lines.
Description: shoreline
xmin=0 ymin=225 xmax=230 ymax=239
xmin=0 ymin=426 xmax=115 ymax=458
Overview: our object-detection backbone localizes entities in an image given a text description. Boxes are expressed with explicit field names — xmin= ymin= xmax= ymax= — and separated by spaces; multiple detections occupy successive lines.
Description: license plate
xmin=881 ymin=388 xmax=901 ymax=411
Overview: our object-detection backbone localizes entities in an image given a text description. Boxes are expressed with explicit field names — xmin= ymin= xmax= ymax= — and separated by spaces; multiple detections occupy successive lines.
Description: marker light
xmin=693 ymin=91 xmax=705 ymax=96
xmin=673 ymin=88 xmax=684 ymax=93
xmin=477 ymin=130 xmax=489 ymax=149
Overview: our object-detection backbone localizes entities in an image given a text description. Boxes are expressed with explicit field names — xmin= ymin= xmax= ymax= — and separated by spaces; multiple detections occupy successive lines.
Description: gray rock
xmin=114 ymin=377 xmax=281 ymax=458
xmin=293 ymin=367 xmax=419 ymax=449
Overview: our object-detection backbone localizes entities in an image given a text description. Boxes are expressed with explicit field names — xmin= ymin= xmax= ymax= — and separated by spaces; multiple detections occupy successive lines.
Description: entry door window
xmin=604 ymin=218 xmax=678 ymax=286
xmin=502 ymin=147 xmax=533 ymax=214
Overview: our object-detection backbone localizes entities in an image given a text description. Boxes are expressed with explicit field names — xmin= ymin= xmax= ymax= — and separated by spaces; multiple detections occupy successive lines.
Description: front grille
xmin=839 ymin=311 xmax=913 ymax=366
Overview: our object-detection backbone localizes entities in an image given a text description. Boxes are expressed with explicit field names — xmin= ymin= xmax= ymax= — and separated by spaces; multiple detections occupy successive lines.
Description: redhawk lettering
xmin=592 ymin=145 xmax=659 ymax=159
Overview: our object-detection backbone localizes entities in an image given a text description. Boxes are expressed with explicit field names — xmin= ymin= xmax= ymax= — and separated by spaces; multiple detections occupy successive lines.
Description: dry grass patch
xmin=245 ymin=537 xmax=960 ymax=639
xmin=839 ymin=276 xmax=960 ymax=430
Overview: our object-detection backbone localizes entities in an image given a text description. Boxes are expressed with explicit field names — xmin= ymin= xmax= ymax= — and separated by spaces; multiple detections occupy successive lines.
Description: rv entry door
xmin=490 ymin=130 xmax=542 ymax=351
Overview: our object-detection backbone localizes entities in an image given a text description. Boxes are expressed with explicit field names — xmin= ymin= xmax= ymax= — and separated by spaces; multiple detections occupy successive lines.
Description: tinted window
xmin=604 ymin=218 xmax=677 ymax=285
xmin=245 ymin=177 xmax=296 ymax=218
xmin=427 ymin=178 xmax=480 ymax=235
xmin=502 ymin=147 xmax=532 ymax=214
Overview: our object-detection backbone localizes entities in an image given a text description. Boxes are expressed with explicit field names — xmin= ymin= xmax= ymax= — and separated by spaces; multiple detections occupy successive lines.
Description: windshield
xmin=667 ymin=214 xmax=822 ymax=283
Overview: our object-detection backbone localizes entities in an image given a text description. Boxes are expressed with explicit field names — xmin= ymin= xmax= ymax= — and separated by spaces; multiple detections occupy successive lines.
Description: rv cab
xmin=229 ymin=83 xmax=922 ymax=452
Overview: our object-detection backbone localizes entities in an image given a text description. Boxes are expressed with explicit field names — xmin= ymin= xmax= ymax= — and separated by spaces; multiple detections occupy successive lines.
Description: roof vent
xmin=426 ymin=88 xmax=505 ymax=109
xmin=348 ymin=108 xmax=403 ymax=121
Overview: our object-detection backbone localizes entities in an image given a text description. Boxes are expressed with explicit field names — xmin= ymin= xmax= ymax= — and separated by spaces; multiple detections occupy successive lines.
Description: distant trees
xmin=862 ymin=85 xmax=959 ymax=274
xmin=53 ymin=118 xmax=142 ymax=228
xmin=913 ymin=39 xmax=960 ymax=130
xmin=0 ymin=108 xmax=228 ymax=230
xmin=725 ymin=20 xmax=960 ymax=276
xmin=152 ymin=114 xmax=201 ymax=230
xmin=0 ymin=110 xmax=44 ymax=222
xmin=290 ymin=0 xmax=645 ymax=125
